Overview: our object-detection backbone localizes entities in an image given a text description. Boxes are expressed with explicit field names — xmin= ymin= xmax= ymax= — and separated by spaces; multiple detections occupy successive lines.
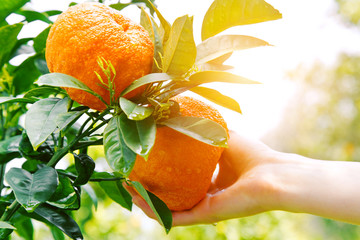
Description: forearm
xmin=268 ymin=152 xmax=360 ymax=225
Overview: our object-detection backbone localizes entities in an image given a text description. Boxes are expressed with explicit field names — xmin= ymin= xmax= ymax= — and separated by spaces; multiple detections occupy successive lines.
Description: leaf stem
xmin=58 ymin=170 xmax=124 ymax=182
xmin=0 ymin=164 xmax=6 ymax=193
xmin=71 ymin=138 xmax=103 ymax=151
xmin=47 ymin=109 xmax=110 ymax=168
xmin=0 ymin=201 xmax=20 ymax=221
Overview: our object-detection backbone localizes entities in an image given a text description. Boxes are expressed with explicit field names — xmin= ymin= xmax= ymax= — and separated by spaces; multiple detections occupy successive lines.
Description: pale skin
xmin=126 ymin=131 xmax=360 ymax=226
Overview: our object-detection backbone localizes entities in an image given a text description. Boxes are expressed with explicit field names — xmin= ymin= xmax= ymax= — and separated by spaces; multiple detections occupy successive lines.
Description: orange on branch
xmin=129 ymin=96 xmax=228 ymax=211
xmin=45 ymin=2 xmax=154 ymax=110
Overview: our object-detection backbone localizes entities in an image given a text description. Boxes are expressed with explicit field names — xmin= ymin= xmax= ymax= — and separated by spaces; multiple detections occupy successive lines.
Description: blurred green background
xmin=7 ymin=0 xmax=360 ymax=239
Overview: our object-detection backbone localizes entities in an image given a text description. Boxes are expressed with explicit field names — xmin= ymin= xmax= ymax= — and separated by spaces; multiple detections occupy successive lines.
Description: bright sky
xmin=14 ymin=0 xmax=360 ymax=139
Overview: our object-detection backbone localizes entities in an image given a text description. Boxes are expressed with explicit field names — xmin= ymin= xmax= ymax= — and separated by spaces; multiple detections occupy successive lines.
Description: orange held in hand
xmin=129 ymin=96 xmax=228 ymax=211
xmin=46 ymin=2 xmax=154 ymax=110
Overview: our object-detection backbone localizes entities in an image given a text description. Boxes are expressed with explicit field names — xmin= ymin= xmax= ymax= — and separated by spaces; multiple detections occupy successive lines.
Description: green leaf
xmin=0 ymin=228 xmax=13 ymax=239
xmin=0 ymin=23 xmax=23 ymax=68
xmin=82 ymin=184 xmax=98 ymax=210
xmin=163 ymin=15 xmax=196 ymax=75
xmin=37 ymin=73 xmax=104 ymax=103
xmin=33 ymin=25 xmax=51 ymax=53
xmin=10 ymin=37 xmax=33 ymax=57
xmin=5 ymin=167 xmax=59 ymax=212
xmin=103 ymin=116 xmax=137 ymax=176
xmin=160 ymin=116 xmax=228 ymax=147
xmin=0 ymin=97 xmax=37 ymax=105
xmin=119 ymin=97 xmax=154 ymax=121
xmin=140 ymin=7 xmax=164 ymax=72
xmin=190 ymin=86 xmax=242 ymax=114
xmin=34 ymin=204 xmax=83 ymax=240
xmin=34 ymin=56 xmax=49 ymax=74
xmin=109 ymin=3 xmax=129 ymax=11
xmin=47 ymin=175 xmax=80 ymax=210
xmin=147 ymin=1 xmax=171 ymax=44
xmin=73 ymin=153 xmax=95 ymax=186
xmin=13 ymin=216 xmax=34 ymax=240
xmin=49 ymin=224 xmax=65 ymax=240
xmin=201 ymin=0 xmax=282 ymax=41
xmin=0 ymin=0 xmax=29 ymax=23
xmin=25 ymin=98 xmax=69 ymax=150
xmin=131 ymin=181 xmax=172 ymax=233
xmin=55 ymin=110 xmax=87 ymax=134
xmin=15 ymin=9 xmax=53 ymax=24
xmin=0 ymin=221 xmax=15 ymax=229
xmin=189 ymin=71 xmax=260 ymax=85
xmin=99 ymin=180 xmax=132 ymax=211
xmin=0 ymin=135 xmax=21 ymax=163
xmin=120 ymin=73 xmax=173 ymax=97
xmin=119 ymin=113 xmax=156 ymax=159
xmin=165 ymin=71 xmax=259 ymax=98
xmin=196 ymin=35 xmax=270 ymax=64
xmin=12 ymin=55 xmax=42 ymax=95
xmin=19 ymin=132 xmax=54 ymax=162
xmin=24 ymin=86 xmax=64 ymax=99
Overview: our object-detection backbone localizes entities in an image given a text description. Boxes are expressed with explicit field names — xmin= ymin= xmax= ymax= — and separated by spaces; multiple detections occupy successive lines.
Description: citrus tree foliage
xmin=267 ymin=54 xmax=360 ymax=161
xmin=265 ymin=53 xmax=360 ymax=239
xmin=336 ymin=0 xmax=360 ymax=26
xmin=0 ymin=0 xmax=281 ymax=239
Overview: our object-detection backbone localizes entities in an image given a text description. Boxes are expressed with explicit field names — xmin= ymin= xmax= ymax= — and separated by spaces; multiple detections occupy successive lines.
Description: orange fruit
xmin=129 ymin=96 xmax=228 ymax=211
xmin=45 ymin=3 xmax=154 ymax=111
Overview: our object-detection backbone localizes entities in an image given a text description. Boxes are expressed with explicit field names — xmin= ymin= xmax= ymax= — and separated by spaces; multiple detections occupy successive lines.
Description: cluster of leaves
xmin=0 ymin=0 xmax=281 ymax=239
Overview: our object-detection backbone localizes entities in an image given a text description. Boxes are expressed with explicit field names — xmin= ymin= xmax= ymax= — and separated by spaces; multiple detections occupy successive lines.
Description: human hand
xmin=125 ymin=131 xmax=282 ymax=226
xmin=171 ymin=131 xmax=281 ymax=225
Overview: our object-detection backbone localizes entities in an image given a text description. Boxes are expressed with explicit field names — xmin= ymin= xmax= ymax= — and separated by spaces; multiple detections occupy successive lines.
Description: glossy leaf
xmin=90 ymin=171 xmax=123 ymax=180
xmin=55 ymin=110 xmax=87 ymax=134
xmin=201 ymin=0 xmax=282 ymax=40
xmin=24 ymin=86 xmax=64 ymax=99
xmin=99 ymin=180 xmax=132 ymax=211
xmin=196 ymin=35 xmax=270 ymax=64
xmin=47 ymin=175 xmax=80 ymax=210
xmin=131 ymin=181 xmax=172 ymax=233
xmin=0 ymin=135 xmax=21 ymax=163
xmin=190 ymin=86 xmax=242 ymax=114
xmin=34 ymin=204 xmax=83 ymax=240
xmin=50 ymin=225 xmax=65 ymax=240
xmin=0 ymin=228 xmax=13 ymax=239
xmin=25 ymin=98 xmax=69 ymax=150
xmin=15 ymin=9 xmax=52 ymax=24
xmin=5 ymin=167 xmax=58 ymax=212
xmin=120 ymin=97 xmax=154 ymax=121
xmin=166 ymin=71 xmax=259 ymax=98
xmin=120 ymin=73 xmax=173 ymax=96
xmin=189 ymin=71 xmax=260 ymax=85
xmin=33 ymin=25 xmax=51 ymax=53
xmin=0 ymin=0 xmax=29 ymax=23
xmin=163 ymin=15 xmax=196 ymax=75
xmin=103 ymin=116 xmax=137 ymax=176
xmin=160 ymin=116 xmax=228 ymax=147
xmin=37 ymin=73 xmax=104 ymax=103
xmin=140 ymin=7 xmax=163 ymax=72
xmin=147 ymin=0 xmax=171 ymax=44
xmin=0 ymin=97 xmax=37 ymax=105
xmin=19 ymin=132 xmax=54 ymax=162
xmin=0 ymin=23 xmax=23 ymax=67
xmin=0 ymin=221 xmax=15 ymax=229
xmin=13 ymin=216 xmax=34 ymax=240
xmin=119 ymin=113 xmax=156 ymax=159
xmin=12 ymin=55 xmax=42 ymax=95
xmin=73 ymin=153 xmax=95 ymax=186
xmin=82 ymin=184 xmax=98 ymax=210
